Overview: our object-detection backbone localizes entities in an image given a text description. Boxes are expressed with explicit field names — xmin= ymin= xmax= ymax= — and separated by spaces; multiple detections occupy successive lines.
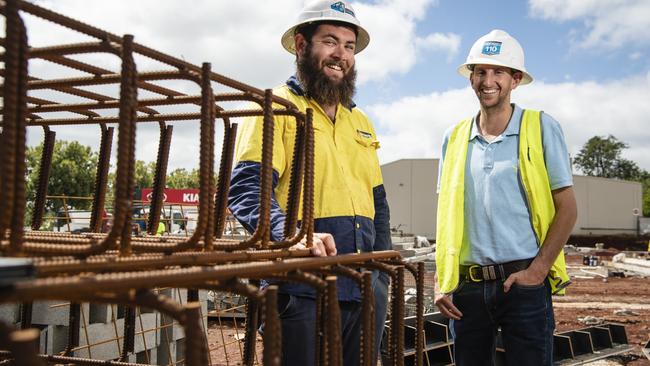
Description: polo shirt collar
xmin=468 ymin=103 xmax=523 ymax=141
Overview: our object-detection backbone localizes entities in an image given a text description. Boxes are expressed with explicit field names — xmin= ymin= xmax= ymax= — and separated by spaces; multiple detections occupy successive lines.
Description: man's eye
xmin=323 ymin=40 xmax=336 ymax=46
xmin=345 ymin=44 xmax=355 ymax=51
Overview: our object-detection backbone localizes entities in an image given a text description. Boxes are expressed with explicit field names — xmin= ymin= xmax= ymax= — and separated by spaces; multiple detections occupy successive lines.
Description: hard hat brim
xmin=457 ymin=58 xmax=533 ymax=85
xmin=281 ymin=20 xmax=370 ymax=55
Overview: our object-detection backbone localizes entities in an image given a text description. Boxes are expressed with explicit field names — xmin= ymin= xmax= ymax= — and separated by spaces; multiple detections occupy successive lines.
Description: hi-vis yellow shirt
xmin=234 ymin=83 xmax=383 ymax=221
xmin=229 ymin=77 xmax=391 ymax=301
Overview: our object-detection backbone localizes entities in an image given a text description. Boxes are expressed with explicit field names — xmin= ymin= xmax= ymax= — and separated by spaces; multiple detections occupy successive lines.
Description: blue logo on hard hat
xmin=331 ymin=1 xmax=355 ymax=17
xmin=482 ymin=41 xmax=502 ymax=56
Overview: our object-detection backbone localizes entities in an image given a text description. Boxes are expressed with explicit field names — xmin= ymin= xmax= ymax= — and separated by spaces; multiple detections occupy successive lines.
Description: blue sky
xmin=357 ymin=0 xmax=650 ymax=106
xmin=16 ymin=0 xmax=650 ymax=171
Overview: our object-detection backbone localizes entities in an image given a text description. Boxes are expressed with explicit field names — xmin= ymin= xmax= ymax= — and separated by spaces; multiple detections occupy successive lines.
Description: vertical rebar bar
xmin=242 ymin=294 xmax=259 ymax=366
xmin=302 ymin=109 xmax=315 ymax=248
xmin=415 ymin=262 xmax=425 ymax=366
xmin=392 ymin=267 xmax=405 ymax=366
xmin=116 ymin=34 xmax=138 ymax=257
xmin=0 ymin=0 xmax=20 ymax=244
xmin=263 ymin=285 xmax=281 ymax=366
xmin=147 ymin=123 xmax=172 ymax=235
xmin=183 ymin=302 xmax=209 ymax=366
xmin=203 ymin=64 xmax=216 ymax=251
xmin=326 ymin=276 xmax=343 ymax=366
xmin=283 ymin=120 xmax=305 ymax=239
xmin=89 ymin=125 xmax=113 ymax=233
xmin=30 ymin=127 xmax=55 ymax=230
xmin=213 ymin=120 xmax=237 ymax=238
xmin=19 ymin=302 xmax=32 ymax=330
xmin=64 ymin=303 xmax=81 ymax=357
xmin=119 ymin=306 xmax=135 ymax=361
xmin=362 ymin=271 xmax=375 ymax=366
xmin=259 ymin=89 xmax=275 ymax=248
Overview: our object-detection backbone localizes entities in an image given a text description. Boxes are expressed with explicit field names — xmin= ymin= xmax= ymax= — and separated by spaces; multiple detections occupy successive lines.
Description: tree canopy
xmin=573 ymin=135 xmax=641 ymax=180
xmin=26 ymin=140 xmax=98 ymax=214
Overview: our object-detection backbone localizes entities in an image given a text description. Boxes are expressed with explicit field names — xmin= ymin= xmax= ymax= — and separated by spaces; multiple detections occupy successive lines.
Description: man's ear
xmin=511 ymin=71 xmax=523 ymax=89
xmin=295 ymin=33 xmax=308 ymax=57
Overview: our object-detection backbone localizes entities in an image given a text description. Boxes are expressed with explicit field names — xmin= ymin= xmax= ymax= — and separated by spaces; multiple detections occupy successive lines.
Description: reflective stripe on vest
xmin=436 ymin=109 xmax=570 ymax=295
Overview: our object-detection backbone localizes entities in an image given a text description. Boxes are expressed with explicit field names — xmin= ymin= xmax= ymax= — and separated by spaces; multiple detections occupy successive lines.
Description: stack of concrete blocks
xmin=0 ymin=289 xmax=208 ymax=365
xmin=391 ymin=236 xmax=436 ymax=272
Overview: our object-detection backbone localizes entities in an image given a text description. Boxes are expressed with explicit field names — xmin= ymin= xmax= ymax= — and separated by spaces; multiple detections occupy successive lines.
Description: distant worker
xmin=435 ymin=29 xmax=577 ymax=366
xmin=155 ymin=220 xmax=166 ymax=236
xmin=228 ymin=1 xmax=391 ymax=365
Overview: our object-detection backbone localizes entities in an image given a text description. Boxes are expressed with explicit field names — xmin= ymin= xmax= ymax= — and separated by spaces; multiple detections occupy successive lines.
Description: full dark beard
xmin=297 ymin=43 xmax=357 ymax=107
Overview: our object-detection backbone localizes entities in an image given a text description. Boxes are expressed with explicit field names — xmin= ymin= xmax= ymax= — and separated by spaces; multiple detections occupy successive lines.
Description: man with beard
xmin=228 ymin=1 xmax=391 ymax=365
xmin=435 ymin=29 xmax=577 ymax=365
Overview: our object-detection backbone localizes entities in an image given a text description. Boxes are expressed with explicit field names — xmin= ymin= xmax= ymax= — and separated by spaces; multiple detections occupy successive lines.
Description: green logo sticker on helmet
xmin=331 ymin=1 xmax=355 ymax=17
xmin=482 ymin=41 xmax=502 ymax=56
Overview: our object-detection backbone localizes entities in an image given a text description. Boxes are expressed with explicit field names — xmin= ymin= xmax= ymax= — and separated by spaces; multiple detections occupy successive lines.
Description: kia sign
xmin=141 ymin=188 xmax=200 ymax=205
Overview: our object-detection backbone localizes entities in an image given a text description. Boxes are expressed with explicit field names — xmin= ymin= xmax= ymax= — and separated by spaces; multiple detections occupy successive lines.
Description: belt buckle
xmin=468 ymin=265 xmax=483 ymax=282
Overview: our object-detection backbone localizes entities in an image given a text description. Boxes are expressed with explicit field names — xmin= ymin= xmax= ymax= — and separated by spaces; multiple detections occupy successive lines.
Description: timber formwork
xmin=0 ymin=1 xmax=426 ymax=365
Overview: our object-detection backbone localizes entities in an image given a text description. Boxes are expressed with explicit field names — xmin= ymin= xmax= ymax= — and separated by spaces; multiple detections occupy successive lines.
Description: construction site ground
xmin=205 ymin=253 xmax=650 ymax=365
xmin=555 ymin=254 xmax=650 ymax=365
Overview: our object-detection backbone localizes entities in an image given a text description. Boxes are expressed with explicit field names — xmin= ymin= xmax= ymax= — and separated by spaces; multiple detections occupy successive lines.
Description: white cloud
xmin=369 ymin=72 xmax=650 ymax=171
xmin=528 ymin=0 xmax=650 ymax=49
xmin=415 ymin=33 xmax=461 ymax=62
xmin=355 ymin=0 xmax=461 ymax=82
xmin=629 ymin=52 xmax=642 ymax=60
xmin=16 ymin=0 xmax=459 ymax=169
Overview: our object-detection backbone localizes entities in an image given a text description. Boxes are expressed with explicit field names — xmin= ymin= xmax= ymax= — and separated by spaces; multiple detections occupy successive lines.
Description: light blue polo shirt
xmin=438 ymin=104 xmax=573 ymax=266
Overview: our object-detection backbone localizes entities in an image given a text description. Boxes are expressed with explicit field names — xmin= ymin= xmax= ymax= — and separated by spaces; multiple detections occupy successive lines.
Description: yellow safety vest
xmin=436 ymin=109 xmax=570 ymax=295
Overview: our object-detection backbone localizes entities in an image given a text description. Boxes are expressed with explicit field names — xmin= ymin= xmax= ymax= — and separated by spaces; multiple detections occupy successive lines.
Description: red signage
xmin=141 ymin=188 xmax=200 ymax=205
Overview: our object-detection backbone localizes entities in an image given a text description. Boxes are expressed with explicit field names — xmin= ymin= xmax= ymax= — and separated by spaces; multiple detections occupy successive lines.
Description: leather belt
xmin=459 ymin=258 xmax=534 ymax=282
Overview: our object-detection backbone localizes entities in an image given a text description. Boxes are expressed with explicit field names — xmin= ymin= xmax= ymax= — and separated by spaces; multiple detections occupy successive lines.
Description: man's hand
xmin=503 ymin=266 xmax=546 ymax=293
xmin=434 ymin=293 xmax=462 ymax=320
xmin=290 ymin=233 xmax=337 ymax=257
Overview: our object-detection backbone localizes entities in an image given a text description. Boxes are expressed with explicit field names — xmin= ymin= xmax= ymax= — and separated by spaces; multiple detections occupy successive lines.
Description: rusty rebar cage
xmin=0 ymin=1 xmax=426 ymax=365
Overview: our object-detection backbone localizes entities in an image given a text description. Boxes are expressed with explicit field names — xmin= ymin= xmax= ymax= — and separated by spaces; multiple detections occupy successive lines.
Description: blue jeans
xmin=450 ymin=279 xmax=555 ymax=366
xmin=269 ymin=294 xmax=362 ymax=366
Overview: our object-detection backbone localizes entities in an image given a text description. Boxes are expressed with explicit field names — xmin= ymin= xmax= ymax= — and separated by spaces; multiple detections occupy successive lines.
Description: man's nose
xmin=330 ymin=44 xmax=346 ymax=59
xmin=482 ymin=71 xmax=496 ymax=85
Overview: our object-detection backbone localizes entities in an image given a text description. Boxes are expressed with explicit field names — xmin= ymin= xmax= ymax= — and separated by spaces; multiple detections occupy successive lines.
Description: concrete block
xmin=31 ymin=301 xmax=89 ymax=327
xmin=0 ymin=304 xmax=20 ymax=324
xmin=133 ymin=312 xmax=158 ymax=353
xmin=89 ymin=303 xmax=111 ymax=324
xmin=136 ymin=347 xmax=157 ymax=364
xmin=39 ymin=324 xmax=68 ymax=355
xmin=157 ymin=339 xmax=177 ymax=365
xmin=392 ymin=242 xmax=414 ymax=251
xmin=75 ymin=319 xmax=123 ymax=360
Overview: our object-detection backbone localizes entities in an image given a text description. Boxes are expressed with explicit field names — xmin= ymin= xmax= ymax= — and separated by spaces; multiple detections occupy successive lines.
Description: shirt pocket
xmin=354 ymin=129 xmax=379 ymax=149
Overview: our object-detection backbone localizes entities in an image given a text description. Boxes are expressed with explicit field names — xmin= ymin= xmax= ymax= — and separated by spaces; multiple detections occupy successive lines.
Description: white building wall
xmin=381 ymin=159 xmax=643 ymax=238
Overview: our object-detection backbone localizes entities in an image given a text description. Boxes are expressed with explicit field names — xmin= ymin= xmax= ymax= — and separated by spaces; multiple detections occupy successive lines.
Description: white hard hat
xmin=457 ymin=29 xmax=533 ymax=85
xmin=281 ymin=0 xmax=370 ymax=55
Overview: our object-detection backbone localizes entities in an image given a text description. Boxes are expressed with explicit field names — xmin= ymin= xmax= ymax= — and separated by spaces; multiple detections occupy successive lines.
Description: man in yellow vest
xmin=228 ymin=1 xmax=391 ymax=365
xmin=434 ymin=29 xmax=577 ymax=366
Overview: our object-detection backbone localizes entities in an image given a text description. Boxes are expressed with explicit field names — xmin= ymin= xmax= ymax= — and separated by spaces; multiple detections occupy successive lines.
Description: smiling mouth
xmin=325 ymin=63 xmax=343 ymax=72
xmin=481 ymin=88 xmax=498 ymax=95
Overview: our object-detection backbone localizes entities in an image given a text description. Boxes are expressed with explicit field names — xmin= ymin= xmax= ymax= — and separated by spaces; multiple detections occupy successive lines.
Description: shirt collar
xmin=285 ymin=75 xmax=356 ymax=110
xmin=468 ymin=103 xmax=523 ymax=141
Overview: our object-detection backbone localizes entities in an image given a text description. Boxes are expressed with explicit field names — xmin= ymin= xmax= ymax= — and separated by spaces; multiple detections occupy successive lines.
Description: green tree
xmin=133 ymin=160 xmax=156 ymax=189
xmin=573 ymin=135 xmax=642 ymax=180
xmin=166 ymin=168 xmax=200 ymax=188
xmin=26 ymin=140 xmax=98 ymax=214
